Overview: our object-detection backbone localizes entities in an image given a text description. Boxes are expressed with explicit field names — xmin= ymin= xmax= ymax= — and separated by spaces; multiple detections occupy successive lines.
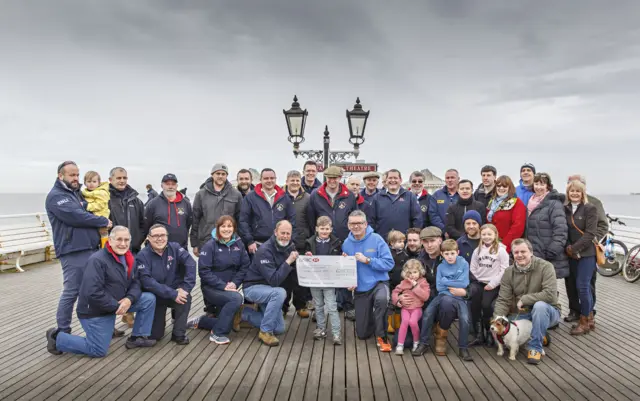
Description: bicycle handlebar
xmin=606 ymin=213 xmax=626 ymax=226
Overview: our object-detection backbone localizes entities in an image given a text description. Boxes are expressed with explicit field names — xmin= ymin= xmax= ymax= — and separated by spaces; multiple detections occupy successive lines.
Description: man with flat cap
xmin=361 ymin=171 xmax=380 ymax=205
xmin=191 ymin=163 xmax=243 ymax=257
xmin=145 ymin=173 xmax=193 ymax=250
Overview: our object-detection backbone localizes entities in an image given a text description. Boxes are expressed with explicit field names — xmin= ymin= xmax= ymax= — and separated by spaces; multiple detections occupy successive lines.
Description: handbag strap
xmin=571 ymin=211 xmax=600 ymax=247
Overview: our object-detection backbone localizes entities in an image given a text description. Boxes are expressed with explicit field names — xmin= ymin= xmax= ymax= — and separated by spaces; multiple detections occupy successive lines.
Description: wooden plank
xmin=318 ymin=335 xmax=336 ymax=401
xmin=366 ymin=337 xmax=391 ymax=401
xmin=331 ymin=316 xmax=346 ymax=401
xmin=344 ymin=317 xmax=359 ymax=401
xmin=354 ymin=329 xmax=374 ymax=400
xmin=274 ymin=315 xmax=310 ymax=400
xmin=287 ymin=314 xmax=315 ymax=401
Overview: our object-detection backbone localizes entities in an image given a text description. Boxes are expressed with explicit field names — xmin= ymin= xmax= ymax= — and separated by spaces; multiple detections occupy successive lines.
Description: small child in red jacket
xmin=391 ymin=259 xmax=431 ymax=355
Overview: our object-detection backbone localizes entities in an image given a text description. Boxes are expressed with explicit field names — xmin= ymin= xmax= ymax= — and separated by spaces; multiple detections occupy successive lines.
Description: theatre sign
xmin=332 ymin=163 xmax=378 ymax=173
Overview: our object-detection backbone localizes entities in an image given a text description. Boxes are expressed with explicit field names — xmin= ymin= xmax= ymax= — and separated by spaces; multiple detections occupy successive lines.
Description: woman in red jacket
xmin=486 ymin=176 xmax=526 ymax=253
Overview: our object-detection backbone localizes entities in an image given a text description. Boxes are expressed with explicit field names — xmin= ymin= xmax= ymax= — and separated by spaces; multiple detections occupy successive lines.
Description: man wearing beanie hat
xmin=457 ymin=211 xmax=482 ymax=265
xmin=190 ymin=163 xmax=242 ymax=255
xmin=445 ymin=180 xmax=486 ymax=240
xmin=516 ymin=163 xmax=536 ymax=207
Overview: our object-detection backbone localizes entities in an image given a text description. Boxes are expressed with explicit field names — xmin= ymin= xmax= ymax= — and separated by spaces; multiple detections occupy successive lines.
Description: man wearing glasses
xmin=136 ymin=224 xmax=197 ymax=345
xmin=342 ymin=211 xmax=395 ymax=351
xmin=409 ymin=171 xmax=443 ymax=229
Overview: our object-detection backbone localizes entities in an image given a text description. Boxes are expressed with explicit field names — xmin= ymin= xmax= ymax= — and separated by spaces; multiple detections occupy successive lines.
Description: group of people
xmin=43 ymin=159 xmax=606 ymax=366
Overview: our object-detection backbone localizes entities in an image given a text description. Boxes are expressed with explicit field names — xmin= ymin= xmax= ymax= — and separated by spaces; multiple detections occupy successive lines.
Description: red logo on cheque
xmin=312 ymin=258 xmax=320 ymax=262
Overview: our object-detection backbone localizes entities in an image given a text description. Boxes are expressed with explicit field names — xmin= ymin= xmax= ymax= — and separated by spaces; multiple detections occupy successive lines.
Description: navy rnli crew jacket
xmin=198 ymin=235 xmax=251 ymax=290
xmin=242 ymin=235 xmax=294 ymax=289
xmin=45 ymin=179 xmax=109 ymax=258
xmin=76 ymin=245 xmax=142 ymax=319
xmin=430 ymin=186 xmax=460 ymax=229
xmin=136 ymin=242 xmax=196 ymax=301
xmin=369 ymin=187 xmax=422 ymax=240
xmin=144 ymin=192 xmax=192 ymax=249
xmin=416 ymin=189 xmax=444 ymax=229
xmin=307 ymin=183 xmax=357 ymax=241
xmin=238 ymin=184 xmax=296 ymax=246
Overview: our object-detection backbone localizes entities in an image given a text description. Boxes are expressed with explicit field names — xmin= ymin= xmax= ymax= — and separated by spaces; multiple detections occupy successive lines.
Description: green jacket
xmin=587 ymin=194 xmax=608 ymax=241
xmin=493 ymin=256 xmax=560 ymax=317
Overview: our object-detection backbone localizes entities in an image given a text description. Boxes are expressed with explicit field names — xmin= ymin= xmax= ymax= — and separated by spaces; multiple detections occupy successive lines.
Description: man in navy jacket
xmin=241 ymin=221 xmax=298 ymax=347
xmin=369 ymin=169 xmax=422 ymax=240
xmin=430 ymin=169 xmax=461 ymax=231
xmin=239 ymin=168 xmax=296 ymax=254
xmin=45 ymin=161 xmax=112 ymax=335
xmin=137 ymin=224 xmax=197 ymax=344
xmin=46 ymin=226 xmax=157 ymax=357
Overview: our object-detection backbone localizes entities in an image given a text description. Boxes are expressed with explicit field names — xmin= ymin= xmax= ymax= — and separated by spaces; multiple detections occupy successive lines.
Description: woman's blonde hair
xmin=480 ymin=224 xmax=500 ymax=255
xmin=565 ymin=180 xmax=588 ymax=205
xmin=401 ymin=259 xmax=426 ymax=279
xmin=84 ymin=171 xmax=101 ymax=184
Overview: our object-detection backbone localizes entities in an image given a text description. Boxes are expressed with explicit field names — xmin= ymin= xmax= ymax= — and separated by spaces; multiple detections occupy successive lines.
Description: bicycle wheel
xmin=622 ymin=244 xmax=640 ymax=283
xmin=596 ymin=239 xmax=628 ymax=277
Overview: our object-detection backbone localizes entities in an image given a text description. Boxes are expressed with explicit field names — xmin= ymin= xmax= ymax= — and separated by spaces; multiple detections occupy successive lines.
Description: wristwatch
xmin=366 ymin=257 xmax=371 ymax=264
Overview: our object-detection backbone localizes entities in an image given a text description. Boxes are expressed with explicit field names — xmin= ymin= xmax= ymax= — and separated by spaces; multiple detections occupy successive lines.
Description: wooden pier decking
xmin=1 ymin=261 xmax=640 ymax=401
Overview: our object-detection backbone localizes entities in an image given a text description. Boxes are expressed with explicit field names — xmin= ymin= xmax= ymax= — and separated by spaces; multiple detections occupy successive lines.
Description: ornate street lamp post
xmin=283 ymin=95 xmax=370 ymax=170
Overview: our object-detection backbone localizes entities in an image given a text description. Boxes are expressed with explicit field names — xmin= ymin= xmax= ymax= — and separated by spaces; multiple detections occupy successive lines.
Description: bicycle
xmin=596 ymin=214 xmax=628 ymax=277
xmin=623 ymin=245 xmax=640 ymax=283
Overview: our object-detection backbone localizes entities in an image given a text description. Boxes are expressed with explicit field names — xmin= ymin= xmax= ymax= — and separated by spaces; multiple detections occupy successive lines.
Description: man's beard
xmin=276 ymin=239 xmax=290 ymax=247
xmin=63 ymin=179 xmax=79 ymax=190
xmin=238 ymin=183 xmax=249 ymax=190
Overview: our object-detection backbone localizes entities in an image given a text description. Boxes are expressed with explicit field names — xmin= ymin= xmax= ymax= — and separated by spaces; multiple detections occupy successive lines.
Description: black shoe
xmin=113 ymin=328 xmax=126 ymax=338
xmin=171 ymin=335 xmax=190 ymax=345
xmin=564 ymin=311 xmax=579 ymax=323
xmin=46 ymin=328 xmax=62 ymax=355
xmin=548 ymin=323 xmax=558 ymax=330
xmin=459 ymin=348 xmax=473 ymax=361
xmin=411 ymin=343 xmax=429 ymax=356
xmin=485 ymin=329 xmax=495 ymax=347
xmin=125 ymin=336 xmax=157 ymax=349
xmin=468 ymin=322 xmax=484 ymax=347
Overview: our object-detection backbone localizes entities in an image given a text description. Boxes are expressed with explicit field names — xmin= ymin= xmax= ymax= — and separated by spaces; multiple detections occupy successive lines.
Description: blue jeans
xmin=56 ymin=292 xmax=156 ymax=357
xmin=56 ymin=250 xmax=95 ymax=331
xmin=310 ymin=288 xmax=340 ymax=337
xmin=419 ymin=295 xmax=441 ymax=345
xmin=510 ymin=301 xmax=560 ymax=353
xmin=575 ymin=256 xmax=596 ymax=316
xmin=418 ymin=294 xmax=471 ymax=348
xmin=242 ymin=285 xmax=286 ymax=334
xmin=201 ymin=287 xmax=244 ymax=335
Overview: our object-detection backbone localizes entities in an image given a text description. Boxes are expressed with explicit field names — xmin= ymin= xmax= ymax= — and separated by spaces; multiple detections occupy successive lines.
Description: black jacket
xmin=389 ymin=248 xmax=410 ymax=289
xmin=445 ymin=197 xmax=486 ymax=240
xmin=525 ymin=191 xmax=569 ymax=278
xmin=566 ymin=203 xmax=598 ymax=258
xmin=144 ymin=192 xmax=193 ymax=249
xmin=109 ymin=185 xmax=146 ymax=252
xmin=304 ymin=234 xmax=342 ymax=256
xmin=77 ymin=246 xmax=141 ymax=319
xmin=473 ymin=184 xmax=495 ymax=210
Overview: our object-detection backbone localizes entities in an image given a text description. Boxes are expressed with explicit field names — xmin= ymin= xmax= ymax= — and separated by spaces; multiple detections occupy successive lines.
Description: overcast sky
xmin=2 ymin=0 xmax=639 ymax=195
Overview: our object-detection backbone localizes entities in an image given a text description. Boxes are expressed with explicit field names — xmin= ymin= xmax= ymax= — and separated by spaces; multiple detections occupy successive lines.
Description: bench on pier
xmin=0 ymin=213 xmax=55 ymax=272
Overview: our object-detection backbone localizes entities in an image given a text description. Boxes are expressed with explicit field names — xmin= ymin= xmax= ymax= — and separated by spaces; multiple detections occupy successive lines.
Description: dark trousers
xmin=201 ymin=286 xmax=244 ymax=335
xmin=353 ymin=282 xmax=389 ymax=339
xmin=337 ymin=288 xmax=354 ymax=311
xmin=469 ymin=282 xmax=499 ymax=327
xmin=419 ymin=294 xmax=471 ymax=348
xmin=282 ymin=269 xmax=311 ymax=312
xmin=151 ymin=296 xmax=191 ymax=340
xmin=565 ymin=260 xmax=597 ymax=314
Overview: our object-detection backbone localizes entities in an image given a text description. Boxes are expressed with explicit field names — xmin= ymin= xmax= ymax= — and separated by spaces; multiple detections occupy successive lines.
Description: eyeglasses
xmin=149 ymin=234 xmax=167 ymax=240
xmin=411 ymin=180 xmax=424 ymax=184
xmin=348 ymin=222 xmax=365 ymax=227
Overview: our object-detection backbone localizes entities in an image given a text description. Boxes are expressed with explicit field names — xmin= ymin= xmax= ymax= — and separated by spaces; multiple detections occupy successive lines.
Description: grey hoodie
xmin=190 ymin=179 xmax=242 ymax=249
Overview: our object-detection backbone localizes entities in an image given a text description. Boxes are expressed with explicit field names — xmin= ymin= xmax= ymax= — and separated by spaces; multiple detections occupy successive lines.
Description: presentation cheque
xmin=296 ymin=256 xmax=358 ymax=288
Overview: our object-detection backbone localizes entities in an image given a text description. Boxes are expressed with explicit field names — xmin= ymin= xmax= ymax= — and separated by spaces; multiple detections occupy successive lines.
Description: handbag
xmin=570 ymin=214 xmax=605 ymax=265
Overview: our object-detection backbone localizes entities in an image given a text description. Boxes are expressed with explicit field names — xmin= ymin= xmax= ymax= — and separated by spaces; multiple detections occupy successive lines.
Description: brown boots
xmin=570 ymin=316 xmax=590 ymax=335
xmin=387 ymin=313 xmax=402 ymax=333
xmin=588 ymin=312 xmax=595 ymax=331
xmin=387 ymin=315 xmax=395 ymax=333
xmin=434 ymin=324 xmax=448 ymax=356
xmin=259 ymin=331 xmax=280 ymax=346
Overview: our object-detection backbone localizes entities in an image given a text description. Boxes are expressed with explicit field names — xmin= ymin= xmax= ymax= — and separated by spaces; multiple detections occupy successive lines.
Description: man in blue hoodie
xmin=516 ymin=163 xmax=536 ymax=207
xmin=430 ymin=169 xmax=460 ymax=231
xmin=45 ymin=161 xmax=113 ymax=337
xmin=137 ymin=224 xmax=197 ymax=345
xmin=239 ymin=168 xmax=296 ymax=255
xmin=369 ymin=169 xmax=422 ymax=240
xmin=241 ymin=220 xmax=298 ymax=346
xmin=46 ymin=226 xmax=157 ymax=357
xmin=342 ymin=210 xmax=395 ymax=351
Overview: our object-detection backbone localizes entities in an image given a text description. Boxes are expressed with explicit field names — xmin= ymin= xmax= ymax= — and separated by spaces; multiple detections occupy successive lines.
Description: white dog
xmin=489 ymin=316 xmax=540 ymax=360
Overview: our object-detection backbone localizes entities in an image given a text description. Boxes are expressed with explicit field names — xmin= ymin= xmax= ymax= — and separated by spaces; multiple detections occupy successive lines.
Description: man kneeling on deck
xmin=342 ymin=210 xmax=395 ymax=352
xmin=241 ymin=220 xmax=298 ymax=346
xmin=136 ymin=224 xmax=197 ymax=345
xmin=46 ymin=226 xmax=157 ymax=357
xmin=493 ymin=238 xmax=559 ymax=365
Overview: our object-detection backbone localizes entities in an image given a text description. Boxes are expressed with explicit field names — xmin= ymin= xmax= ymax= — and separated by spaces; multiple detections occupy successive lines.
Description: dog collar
xmin=496 ymin=321 xmax=518 ymax=345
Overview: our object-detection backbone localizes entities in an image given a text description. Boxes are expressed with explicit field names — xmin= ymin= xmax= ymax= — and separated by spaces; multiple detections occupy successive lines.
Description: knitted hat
xmin=520 ymin=163 xmax=536 ymax=174
xmin=462 ymin=210 xmax=482 ymax=226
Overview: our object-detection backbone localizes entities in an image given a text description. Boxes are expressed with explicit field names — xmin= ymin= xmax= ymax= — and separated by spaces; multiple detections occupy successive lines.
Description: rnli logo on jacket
xmin=200 ymin=251 xmax=207 ymax=256
xmin=57 ymin=198 xmax=70 ymax=206
xmin=168 ymin=256 xmax=174 ymax=262
xmin=399 ymin=197 xmax=405 ymax=202
xmin=260 ymin=259 xmax=271 ymax=264
xmin=421 ymin=205 xmax=427 ymax=212
xmin=138 ymin=264 xmax=145 ymax=270
xmin=338 ymin=201 xmax=346 ymax=209
xmin=177 ymin=208 xmax=185 ymax=215
xmin=276 ymin=204 xmax=284 ymax=211
xmin=232 ymin=246 xmax=240 ymax=251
